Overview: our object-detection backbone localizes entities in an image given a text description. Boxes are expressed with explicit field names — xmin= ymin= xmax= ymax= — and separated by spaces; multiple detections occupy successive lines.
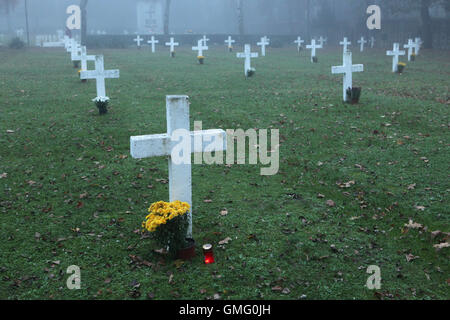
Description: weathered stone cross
xmin=404 ymin=39 xmax=415 ymax=61
xmin=357 ymin=36 xmax=367 ymax=52
xmin=130 ymin=95 xmax=227 ymax=238
xmin=192 ymin=39 xmax=208 ymax=57
xmin=386 ymin=43 xmax=405 ymax=72
xmin=237 ymin=44 xmax=258 ymax=77
xmin=331 ymin=51 xmax=363 ymax=102
xmin=306 ymin=39 xmax=322 ymax=62
xmin=294 ymin=36 xmax=304 ymax=51
xmin=147 ymin=36 xmax=159 ymax=53
xmin=257 ymin=36 xmax=270 ymax=56
xmin=340 ymin=37 xmax=351 ymax=54
xmin=80 ymin=55 xmax=120 ymax=98
xmin=165 ymin=37 xmax=179 ymax=55
xmin=134 ymin=35 xmax=143 ymax=47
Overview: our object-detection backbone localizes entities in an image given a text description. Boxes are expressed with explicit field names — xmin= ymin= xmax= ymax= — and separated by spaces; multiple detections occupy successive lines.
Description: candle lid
xmin=202 ymin=244 xmax=212 ymax=250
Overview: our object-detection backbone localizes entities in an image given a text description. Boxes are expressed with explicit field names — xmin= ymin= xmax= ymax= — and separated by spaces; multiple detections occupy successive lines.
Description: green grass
xmin=0 ymin=45 xmax=449 ymax=300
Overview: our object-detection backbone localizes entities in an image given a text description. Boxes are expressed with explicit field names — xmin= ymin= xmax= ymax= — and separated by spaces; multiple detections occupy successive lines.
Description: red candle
xmin=203 ymin=244 xmax=215 ymax=264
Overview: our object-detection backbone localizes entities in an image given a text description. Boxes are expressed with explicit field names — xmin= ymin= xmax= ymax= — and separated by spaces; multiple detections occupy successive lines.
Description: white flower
xmin=92 ymin=96 xmax=110 ymax=103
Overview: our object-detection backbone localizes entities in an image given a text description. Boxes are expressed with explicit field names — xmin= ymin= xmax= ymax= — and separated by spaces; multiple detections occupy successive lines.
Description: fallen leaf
xmin=0 ymin=173 xmax=7 ymax=179
xmin=218 ymin=237 xmax=232 ymax=245
xmin=404 ymin=219 xmax=423 ymax=230
xmin=433 ymin=242 xmax=450 ymax=250
xmin=220 ymin=209 xmax=228 ymax=216
xmin=326 ymin=200 xmax=335 ymax=207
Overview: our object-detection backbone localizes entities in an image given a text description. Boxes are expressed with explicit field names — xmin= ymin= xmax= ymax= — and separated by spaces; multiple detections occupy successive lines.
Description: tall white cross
xmin=192 ymin=39 xmax=208 ymax=57
xmin=134 ymin=35 xmax=143 ymax=47
xmin=130 ymin=95 xmax=227 ymax=238
xmin=331 ymin=51 xmax=364 ymax=102
xmin=257 ymin=36 xmax=269 ymax=56
xmin=237 ymin=44 xmax=258 ymax=77
xmin=202 ymin=35 xmax=210 ymax=46
xmin=404 ymin=39 xmax=415 ymax=61
xmin=147 ymin=36 xmax=159 ymax=53
xmin=340 ymin=37 xmax=351 ymax=54
xmin=369 ymin=36 xmax=375 ymax=48
xmin=386 ymin=43 xmax=405 ymax=73
xmin=225 ymin=36 xmax=235 ymax=48
xmin=357 ymin=36 xmax=367 ymax=52
xmin=294 ymin=36 xmax=304 ymax=51
xmin=165 ymin=37 xmax=179 ymax=54
xmin=306 ymin=39 xmax=322 ymax=62
xmin=414 ymin=37 xmax=422 ymax=55
xmin=80 ymin=46 xmax=95 ymax=71
xmin=318 ymin=36 xmax=327 ymax=47
xmin=80 ymin=55 xmax=120 ymax=98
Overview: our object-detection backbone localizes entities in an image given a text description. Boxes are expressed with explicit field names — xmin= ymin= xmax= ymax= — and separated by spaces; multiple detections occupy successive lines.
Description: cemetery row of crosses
xmin=50 ymin=32 xmax=424 ymax=258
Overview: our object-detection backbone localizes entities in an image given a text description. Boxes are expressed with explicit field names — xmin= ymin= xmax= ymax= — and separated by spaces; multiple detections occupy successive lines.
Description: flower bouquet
xmin=397 ymin=62 xmax=406 ymax=73
xmin=142 ymin=200 xmax=194 ymax=259
xmin=197 ymin=55 xmax=204 ymax=64
xmin=411 ymin=53 xmax=416 ymax=61
xmin=73 ymin=60 xmax=80 ymax=69
xmin=346 ymin=87 xmax=362 ymax=104
xmin=171 ymin=51 xmax=175 ymax=58
xmin=92 ymin=96 xmax=109 ymax=115
xmin=228 ymin=46 xmax=233 ymax=52
xmin=246 ymin=67 xmax=255 ymax=78
xmin=312 ymin=56 xmax=318 ymax=63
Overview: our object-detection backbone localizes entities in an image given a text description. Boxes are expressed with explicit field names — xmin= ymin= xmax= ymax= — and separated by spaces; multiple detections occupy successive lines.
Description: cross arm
xmin=352 ymin=64 xmax=364 ymax=72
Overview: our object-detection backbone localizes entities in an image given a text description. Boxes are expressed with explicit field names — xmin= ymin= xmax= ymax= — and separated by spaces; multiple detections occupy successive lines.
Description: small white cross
xmin=70 ymin=41 xmax=82 ymax=62
xmin=369 ymin=36 xmax=375 ymax=48
xmin=192 ymin=39 xmax=208 ymax=57
xmin=130 ymin=95 xmax=227 ymax=238
xmin=257 ymin=36 xmax=270 ymax=56
xmin=404 ymin=39 xmax=415 ymax=61
xmin=80 ymin=55 xmax=120 ymax=98
xmin=306 ymin=39 xmax=322 ymax=62
xmin=225 ymin=36 xmax=235 ymax=48
xmin=237 ymin=44 xmax=258 ymax=77
xmin=318 ymin=36 xmax=327 ymax=47
xmin=414 ymin=37 xmax=422 ymax=55
xmin=147 ymin=36 xmax=159 ymax=53
xmin=357 ymin=36 xmax=367 ymax=52
xmin=134 ymin=35 xmax=143 ymax=47
xmin=386 ymin=43 xmax=406 ymax=72
xmin=340 ymin=37 xmax=351 ymax=54
xmin=80 ymin=46 xmax=95 ymax=71
xmin=331 ymin=51 xmax=364 ymax=102
xmin=165 ymin=37 xmax=179 ymax=54
xmin=294 ymin=37 xmax=304 ymax=51
xmin=202 ymin=35 xmax=210 ymax=46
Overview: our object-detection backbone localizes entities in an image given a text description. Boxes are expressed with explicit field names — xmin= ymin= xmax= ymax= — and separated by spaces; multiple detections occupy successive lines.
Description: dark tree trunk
xmin=80 ymin=0 xmax=88 ymax=46
xmin=305 ymin=0 xmax=311 ymax=39
xmin=237 ymin=0 xmax=244 ymax=35
xmin=164 ymin=0 xmax=171 ymax=35
xmin=420 ymin=0 xmax=432 ymax=49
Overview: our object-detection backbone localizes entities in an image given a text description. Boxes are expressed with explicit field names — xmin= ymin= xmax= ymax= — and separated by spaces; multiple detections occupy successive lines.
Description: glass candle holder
xmin=202 ymin=244 xmax=215 ymax=264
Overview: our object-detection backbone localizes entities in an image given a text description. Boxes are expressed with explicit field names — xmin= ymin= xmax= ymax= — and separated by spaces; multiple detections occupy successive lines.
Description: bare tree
xmin=164 ymin=0 xmax=171 ymax=35
xmin=80 ymin=0 xmax=88 ymax=46
xmin=237 ymin=0 xmax=244 ymax=35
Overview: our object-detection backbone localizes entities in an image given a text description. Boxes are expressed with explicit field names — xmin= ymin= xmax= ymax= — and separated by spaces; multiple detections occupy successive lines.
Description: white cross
xmin=257 ymin=36 xmax=269 ymax=56
xmin=340 ymin=37 xmax=351 ymax=54
xmin=404 ymin=39 xmax=415 ymax=61
xmin=202 ymin=35 xmax=210 ymax=46
xmin=294 ymin=36 xmax=304 ymax=51
xmin=357 ymin=36 xmax=367 ymax=52
xmin=165 ymin=37 xmax=179 ymax=54
xmin=306 ymin=39 xmax=322 ymax=62
xmin=414 ymin=37 xmax=422 ymax=55
xmin=130 ymin=95 xmax=227 ymax=238
xmin=67 ymin=38 xmax=76 ymax=53
xmin=369 ymin=36 xmax=375 ymax=48
xmin=237 ymin=44 xmax=258 ymax=77
xmin=80 ymin=55 xmax=120 ymax=98
xmin=192 ymin=39 xmax=208 ymax=57
xmin=147 ymin=36 xmax=159 ymax=53
xmin=71 ymin=41 xmax=82 ymax=62
xmin=331 ymin=51 xmax=364 ymax=102
xmin=318 ymin=36 xmax=327 ymax=47
xmin=386 ymin=43 xmax=405 ymax=73
xmin=80 ymin=46 xmax=95 ymax=71
xmin=134 ymin=35 xmax=143 ymax=47
xmin=225 ymin=36 xmax=235 ymax=48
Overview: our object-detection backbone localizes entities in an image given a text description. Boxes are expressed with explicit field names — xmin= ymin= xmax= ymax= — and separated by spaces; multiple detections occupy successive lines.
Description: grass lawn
xmin=0 ymin=45 xmax=448 ymax=300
